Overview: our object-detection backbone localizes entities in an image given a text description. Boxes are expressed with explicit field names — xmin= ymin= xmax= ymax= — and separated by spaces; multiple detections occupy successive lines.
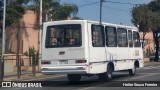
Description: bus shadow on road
xmin=52 ymin=73 xmax=130 ymax=87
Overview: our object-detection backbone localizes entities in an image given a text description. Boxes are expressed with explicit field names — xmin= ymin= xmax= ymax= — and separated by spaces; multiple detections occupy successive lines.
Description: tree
xmin=0 ymin=0 xmax=3 ymax=29
xmin=0 ymin=0 xmax=31 ymax=53
xmin=28 ymin=0 xmax=60 ymax=22
xmin=0 ymin=0 xmax=25 ymax=27
xmin=28 ymin=0 xmax=79 ymax=22
xmin=6 ymin=1 xmax=25 ymax=26
xmin=71 ymin=16 xmax=83 ymax=20
xmin=52 ymin=3 xmax=78 ymax=21
xmin=131 ymin=4 xmax=151 ymax=49
xmin=148 ymin=0 xmax=160 ymax=62
xmin=131 ymin=0 xmax=160 ymax=61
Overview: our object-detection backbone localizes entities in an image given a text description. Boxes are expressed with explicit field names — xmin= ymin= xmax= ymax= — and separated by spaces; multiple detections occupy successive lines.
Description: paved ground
xmin=0 ymin=59 xmax=160 ymax=90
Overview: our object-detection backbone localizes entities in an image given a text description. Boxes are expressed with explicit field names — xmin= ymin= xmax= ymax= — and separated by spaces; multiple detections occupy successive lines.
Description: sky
xmin=60 ymin=0 xmax=152 ymax=26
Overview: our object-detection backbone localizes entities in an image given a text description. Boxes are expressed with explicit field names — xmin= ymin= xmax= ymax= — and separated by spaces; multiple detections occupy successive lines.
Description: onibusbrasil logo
xmin=1 ymin=82 xmax=42 ymax=87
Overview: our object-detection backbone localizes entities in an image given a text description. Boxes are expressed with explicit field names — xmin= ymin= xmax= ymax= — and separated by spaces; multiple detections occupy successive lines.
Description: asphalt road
xmin=1 ymin=62 xmax=160 ymax=90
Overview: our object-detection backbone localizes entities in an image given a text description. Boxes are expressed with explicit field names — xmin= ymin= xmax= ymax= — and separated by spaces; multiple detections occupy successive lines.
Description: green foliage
xmin=24 ymin=47 xmax=37 ymax=56
xmin=28 ymin=0 xmax=79 ymax=21
xmin=52 ymin=3 xmax=78 ymax=21
xmin=6 ymin=2 xmax=25 ymax=26
xmin=26 ymin=5 xmax=37 ymax=11
xmin=131 ymin=0 xmax=160 ymax=32
xmin=22 ymin=0 xmax=30 ymax=6
xmin=131 ymin=5 xmax=149 ymax=27
xmin=28 ymin=0 xmax=39 ymax=13
xmin=0 ymin=0 xmax=3 ymax=21
xmin=148 ymin=0 xmax=160 ymax=12
xmin=72 ymin=16 xmax=83 ymax=20
xmin=0 ymin=0 xmax=26 ymax=27
xmin=131 ymin=0 xmax=160 ymax=62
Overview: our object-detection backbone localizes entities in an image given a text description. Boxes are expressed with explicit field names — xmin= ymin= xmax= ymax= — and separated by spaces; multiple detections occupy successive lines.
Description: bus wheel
xmin=67 ymin=74 xmax=81 ymax=82
xmin=129 ymin=66 xmax=136 ymax=76
xmin=98 ymin=65 xmax=113 ymax=81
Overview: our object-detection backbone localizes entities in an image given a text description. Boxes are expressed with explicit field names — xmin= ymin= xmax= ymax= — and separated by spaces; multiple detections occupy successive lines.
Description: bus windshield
xmin=45 ymin=24 xmax=82 ymax=48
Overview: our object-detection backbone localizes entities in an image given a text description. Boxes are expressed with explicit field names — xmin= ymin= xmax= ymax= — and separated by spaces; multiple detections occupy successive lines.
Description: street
xmin=0 ymin=62 xmax=160 ymax=90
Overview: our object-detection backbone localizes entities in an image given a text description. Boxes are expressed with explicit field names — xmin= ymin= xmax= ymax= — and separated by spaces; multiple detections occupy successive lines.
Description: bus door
xmin=133 ymin=31 xmax=142 ymax=59
xmin=88 ymin=24 xmax=106 ymax=73
xmin=128 ymin=30 xmax=134 ymax=68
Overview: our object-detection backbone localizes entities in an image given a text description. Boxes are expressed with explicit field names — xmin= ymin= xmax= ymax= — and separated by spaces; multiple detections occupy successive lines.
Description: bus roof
xmin=43 ymin=20 xmax=138 ymax=31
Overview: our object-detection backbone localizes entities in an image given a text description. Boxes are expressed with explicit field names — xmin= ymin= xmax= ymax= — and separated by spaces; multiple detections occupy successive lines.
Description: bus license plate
xmin=60 ymin=60 xmax=68 ymax=64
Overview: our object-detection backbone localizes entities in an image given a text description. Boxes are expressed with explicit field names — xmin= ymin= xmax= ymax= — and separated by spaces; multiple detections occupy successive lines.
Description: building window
xmin=91 ymin=25 xmax=105 ymax=47
xmin=117 ymin=28 xmax=128 ymax=47
xmin=105 ymin=26 xmax=117 ymax=47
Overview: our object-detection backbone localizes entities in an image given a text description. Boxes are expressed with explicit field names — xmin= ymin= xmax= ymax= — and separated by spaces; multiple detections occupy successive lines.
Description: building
xmin=3 ymin=10 xmax=40 ymax=73
xmin=139 ymin=32 xmax=155 ymax=57
xmin=5 ymin=10 xmax=39 ymax=54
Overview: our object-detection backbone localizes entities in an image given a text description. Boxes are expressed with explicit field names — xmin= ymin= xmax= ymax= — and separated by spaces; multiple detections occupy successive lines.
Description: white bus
xmin=41 ymin=20 xmax=144 ymax=81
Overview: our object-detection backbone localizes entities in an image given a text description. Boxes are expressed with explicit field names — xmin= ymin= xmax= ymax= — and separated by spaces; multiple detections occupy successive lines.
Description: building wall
xmin=139 ymin=32 xmax=155 ymax=54
xmin=22 ymin=10 xmax=39 ymax=53
xmin=6 ymin=10 xmax=39 ymax=54
xmin=6 ymin=22 xmax=20 ymax=53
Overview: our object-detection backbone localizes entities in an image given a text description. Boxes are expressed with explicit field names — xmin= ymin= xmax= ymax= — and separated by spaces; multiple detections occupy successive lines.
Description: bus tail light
xmin=41 ymin=61 xmax=51 ymax=64
xmin=75 ymin=60 xmax=87 ymax=63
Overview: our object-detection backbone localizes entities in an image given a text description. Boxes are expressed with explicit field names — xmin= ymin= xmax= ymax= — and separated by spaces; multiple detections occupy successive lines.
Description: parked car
xmin=149 ymin=51 xmax=160 ymax=62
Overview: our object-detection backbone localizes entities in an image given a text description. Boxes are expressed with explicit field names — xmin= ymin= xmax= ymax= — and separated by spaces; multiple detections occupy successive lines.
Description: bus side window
xmin=128 ymin=30 xmax=133 ymax=47
xmin=133 ymin=31 xmax=141 ymax=47
xmin=117 ymin=28 xmax=128 ymax=47
xmin=91 ymin=25 xmax=105 ymax=47
xmin=105 ymin=26 xmax=117 ymax=47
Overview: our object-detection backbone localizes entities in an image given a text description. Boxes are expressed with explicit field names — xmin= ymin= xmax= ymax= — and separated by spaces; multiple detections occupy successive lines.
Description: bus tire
xmin=98 ymin=65 xmax=113 ymax=81
xmin=67 ymin=74 xmax=81 ymax=82
xmin=129 ymin=66 xmax=136 ymax=76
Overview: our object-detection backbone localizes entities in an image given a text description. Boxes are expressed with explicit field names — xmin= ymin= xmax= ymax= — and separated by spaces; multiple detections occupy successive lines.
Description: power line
xmin=103 ymin=5 xmax=130 ymax=13
xmin=77 ymin=0 xmax=141 ymax=8
xmin=103 ymin=0 xmax=141 ymax=6
xmin=77 ymin=1 xmax=132 ymax=13
xmin=78 ymin=1 xmax=99 ymax=7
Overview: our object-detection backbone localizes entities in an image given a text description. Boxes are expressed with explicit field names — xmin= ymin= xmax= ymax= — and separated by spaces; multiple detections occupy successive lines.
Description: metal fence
xmin=1 ymin=54 xmax=41 ymax=77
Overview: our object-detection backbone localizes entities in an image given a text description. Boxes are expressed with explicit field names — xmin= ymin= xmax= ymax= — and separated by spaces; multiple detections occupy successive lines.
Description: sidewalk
xmin=3 ymin=72 xmax=56 ymax=81
xmin=2 ymin=58 xmax=160 ymax=81
xmin=143 ymin=58 xmax=160 ymax=66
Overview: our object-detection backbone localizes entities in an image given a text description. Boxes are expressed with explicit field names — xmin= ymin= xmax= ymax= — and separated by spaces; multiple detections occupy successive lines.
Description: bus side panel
xmin=134 ymin=47 xmax=144 ymax=67
xmin=128 ymin=46 xmax=135 ymax=69
xmin=106 ymin=47 xmax=129 ymax=71
xmin=87 ymin=23 xmax=107 ymax=74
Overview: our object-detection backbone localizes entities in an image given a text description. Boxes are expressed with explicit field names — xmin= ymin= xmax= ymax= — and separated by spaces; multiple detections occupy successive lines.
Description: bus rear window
xmin=45 ymin=24 xmax=82 ymax=48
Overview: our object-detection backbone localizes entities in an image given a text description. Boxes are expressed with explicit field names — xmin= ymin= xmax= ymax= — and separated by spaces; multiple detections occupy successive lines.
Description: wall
xmin=22 ymin=10 xmax=39 ymax=53
xmin=5 ymin=10 xmax=39 ymax=54
xmin=139 ymin=32 xmax=155 ymax=54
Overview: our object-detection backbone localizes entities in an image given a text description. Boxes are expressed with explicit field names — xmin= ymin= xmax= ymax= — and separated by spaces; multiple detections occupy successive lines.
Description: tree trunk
xmin=154 ymin=31 xmax=159 ymax=62
xmin=142 ymin=32 xmax=146 ymax=49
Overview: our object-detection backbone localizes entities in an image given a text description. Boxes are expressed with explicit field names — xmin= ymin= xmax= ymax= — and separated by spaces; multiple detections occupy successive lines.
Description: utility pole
xmin=17 ymin=21 xmax=21 ymax=79
xmin=38 ymin=0 xmax=60 ymax=71
xmin=100 ymin=0 xmax=104 ymax=24
xmin=0 ymin=0 xmax=6 ymax=81
xmin=38 ymin=0 xmax=42 ymax=72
